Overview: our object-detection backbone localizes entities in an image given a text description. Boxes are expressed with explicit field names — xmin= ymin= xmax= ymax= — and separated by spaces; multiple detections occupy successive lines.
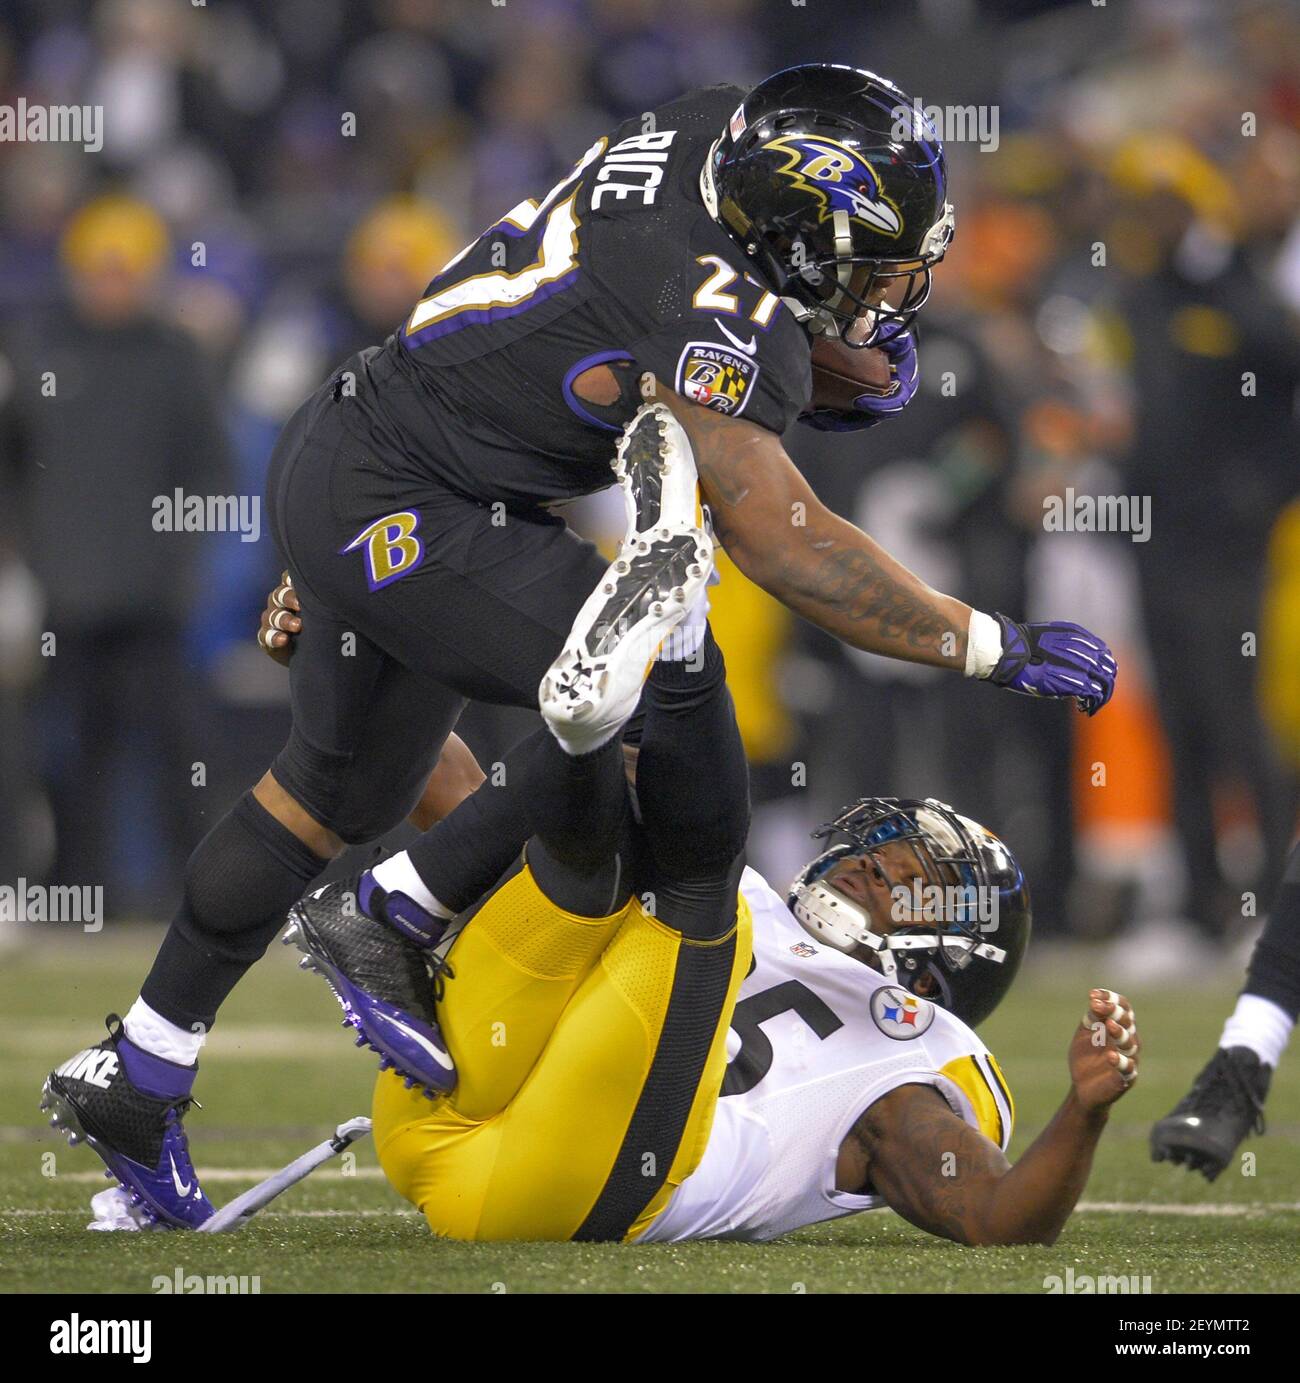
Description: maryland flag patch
xmin=675 ymin=341 xmax=758 ymax=417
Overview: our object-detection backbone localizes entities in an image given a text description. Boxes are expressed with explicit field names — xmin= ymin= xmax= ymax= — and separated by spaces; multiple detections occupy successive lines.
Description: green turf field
xmin=2 ymin=928 xmax=1296 ymax=1294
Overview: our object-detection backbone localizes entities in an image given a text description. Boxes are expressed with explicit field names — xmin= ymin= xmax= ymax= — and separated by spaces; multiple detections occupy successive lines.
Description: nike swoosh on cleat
xmin=713 ymin=319 xmax=757 ymax=355
xmin=369 ymin=1011 xmax=454 ymax=1072
xmin=169 ymin=1152 xmax=191 ymax=1197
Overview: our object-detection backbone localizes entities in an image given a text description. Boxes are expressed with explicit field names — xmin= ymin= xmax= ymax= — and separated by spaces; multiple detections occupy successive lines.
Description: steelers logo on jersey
xmin=675 ymin=342 xmax=758 ymax=417
xmin=869 ymin=986 xmax=936 ymax=1041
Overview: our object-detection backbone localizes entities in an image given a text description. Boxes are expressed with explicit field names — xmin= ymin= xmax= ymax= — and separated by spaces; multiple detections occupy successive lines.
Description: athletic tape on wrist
xmin=965 ymin=609 xmax=1003 ymax=679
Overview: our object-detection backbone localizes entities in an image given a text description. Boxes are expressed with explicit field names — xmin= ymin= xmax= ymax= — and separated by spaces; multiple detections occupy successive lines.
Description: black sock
xmin=528 ymin=730 xmax=629 ymax=872
xmin=520 ymin=730 xmax=631 ymax=916
xmin=637 ymin=630 xmax=750 ymax=886
xmin=140 ymin=792 xmax=328 ymax=1032
xmin=405 ymin=729 xmax=545 ymax=914
xmin=1245 ymin=840 xmax=1300 ymax=1021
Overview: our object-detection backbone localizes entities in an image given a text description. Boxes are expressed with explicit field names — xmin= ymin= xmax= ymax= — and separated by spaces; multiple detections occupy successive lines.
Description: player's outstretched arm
xmin=655 ymin=385 xmax=970 ymax=669
xmin=852 ymin=989 xmax=1140 ymax=1246
xmin=653 ymin=385 xmax=1117 ymax=710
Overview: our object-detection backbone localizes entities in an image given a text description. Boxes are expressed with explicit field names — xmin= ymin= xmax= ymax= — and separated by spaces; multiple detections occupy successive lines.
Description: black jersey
xmin=349 ymin=86 xmax=812 ymax=507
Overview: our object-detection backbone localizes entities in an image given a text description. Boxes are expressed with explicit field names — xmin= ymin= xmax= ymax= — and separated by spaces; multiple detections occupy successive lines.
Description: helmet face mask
xmin=788 ymin=798 xmax=1032 ymax=1027
xmin=794 ymin=254 xmax=934 ymax=347
xmin=710 ymin=63 xmax=955 ymax=348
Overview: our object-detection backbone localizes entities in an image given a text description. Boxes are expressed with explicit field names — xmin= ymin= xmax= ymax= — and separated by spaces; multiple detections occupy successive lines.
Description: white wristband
xmin=964 ymin=609 xmax=1003 ymax=679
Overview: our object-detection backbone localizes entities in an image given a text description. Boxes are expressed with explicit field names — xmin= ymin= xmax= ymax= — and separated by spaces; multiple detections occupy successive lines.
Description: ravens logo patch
xmin=675 ymin=341 xmax=758 ymax=417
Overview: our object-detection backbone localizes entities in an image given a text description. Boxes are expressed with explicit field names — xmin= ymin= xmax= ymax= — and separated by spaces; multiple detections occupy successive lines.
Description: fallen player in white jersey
xmin=346 ymin=783 xmax=1139 ymax=1247
xmin=268 ymin=428 xmax=1142 ymax=1244
xmin=644 ymin=849 xmax=1133 ymax=1245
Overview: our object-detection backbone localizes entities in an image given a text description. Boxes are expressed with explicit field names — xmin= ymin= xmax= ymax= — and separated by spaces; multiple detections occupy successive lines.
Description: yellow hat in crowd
xmin=1108 ymin=133 xmax=1241 ymax=236
xmin=346 ymin=196 xmax=459 ymax=283
xmin=60 ymin=194 xmax=171 ymax=278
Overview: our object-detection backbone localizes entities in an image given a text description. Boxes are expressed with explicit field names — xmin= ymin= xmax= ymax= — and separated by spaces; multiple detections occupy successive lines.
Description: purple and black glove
xmin=800 ymin=325 xmax=920 ymax=433
xmin=988 ymin=614 xmax=1118 ymax=716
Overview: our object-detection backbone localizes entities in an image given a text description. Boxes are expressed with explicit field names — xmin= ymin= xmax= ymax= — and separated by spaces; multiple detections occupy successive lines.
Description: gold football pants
xmin=372 ymin=860 xmax=751 ymax=1241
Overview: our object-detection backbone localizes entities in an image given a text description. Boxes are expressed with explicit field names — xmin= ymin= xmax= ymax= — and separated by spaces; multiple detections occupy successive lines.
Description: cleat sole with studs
xmin=282 ymin=909 xmax=447 ymax=1101
xmin=541 ymin=528 xmax=711 ymax=725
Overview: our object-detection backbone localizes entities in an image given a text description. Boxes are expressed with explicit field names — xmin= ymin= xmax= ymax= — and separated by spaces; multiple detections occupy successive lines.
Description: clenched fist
xmin=1070 ymin=988 xmax=1140 ymax=1110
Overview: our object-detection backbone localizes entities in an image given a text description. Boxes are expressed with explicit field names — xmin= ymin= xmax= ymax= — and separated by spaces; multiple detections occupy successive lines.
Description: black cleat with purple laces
xmin=283 ymin=870 xmax=456 ymax=1098
xmin=41 ymin=1016 xmax=213 ymax=1229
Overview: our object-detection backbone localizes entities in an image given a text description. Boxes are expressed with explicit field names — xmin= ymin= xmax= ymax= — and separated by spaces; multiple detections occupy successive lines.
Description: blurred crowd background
xmin=1 ymin=0 xmax=1298 ymax=976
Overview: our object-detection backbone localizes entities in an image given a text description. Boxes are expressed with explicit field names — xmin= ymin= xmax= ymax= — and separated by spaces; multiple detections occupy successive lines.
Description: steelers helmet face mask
xmin=788 ymin=798 xmax=1032 ymax=1028
xmin=706 ymin=63 xmax=956 ymax=349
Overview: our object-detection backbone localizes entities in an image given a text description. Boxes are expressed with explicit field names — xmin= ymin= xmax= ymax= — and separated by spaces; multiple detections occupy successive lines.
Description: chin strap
xmin=859 ymin=928 xmax=1008 ymax=974
xmin=699 ymin=138 xmax=721 ymax=219
xmin=921 ymin=202 xmax=957 ymax=260
xmin=830 ymin=210 xmax=854 ymax=291
xmin=791 ymin=880 xmax=1008 ymax=974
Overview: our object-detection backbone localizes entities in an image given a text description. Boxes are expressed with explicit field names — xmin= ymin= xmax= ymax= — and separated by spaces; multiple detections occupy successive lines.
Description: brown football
xmin=809 ymin=336 xmax=896 ymax=412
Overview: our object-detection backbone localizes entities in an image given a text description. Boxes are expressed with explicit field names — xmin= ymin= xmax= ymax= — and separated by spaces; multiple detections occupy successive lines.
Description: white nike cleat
xmin=612 ymin=400 xmax=705 ymax=540
xmin=539 ymin=404 xmax=713 ymax=750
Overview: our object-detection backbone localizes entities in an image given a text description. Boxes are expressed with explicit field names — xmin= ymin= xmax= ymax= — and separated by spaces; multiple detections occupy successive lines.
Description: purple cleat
xmin=283 ymin=871 xmax=456 ymax=1098
xmin=41 ymin=1016 xmax=213 ymax=1229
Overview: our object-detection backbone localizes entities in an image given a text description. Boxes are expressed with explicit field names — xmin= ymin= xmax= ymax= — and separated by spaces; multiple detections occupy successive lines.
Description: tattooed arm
xmin=842 ymin=990 xmax=1141 ymax=1246
xmin=653 ymin=385 xmax=970 ymax=669
xmin=849 ymin=1083 xmax=1106 ymax=1246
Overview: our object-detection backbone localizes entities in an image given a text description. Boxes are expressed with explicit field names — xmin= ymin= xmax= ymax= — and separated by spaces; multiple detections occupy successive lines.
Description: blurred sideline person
xmin=43 ymin=67 xmax=1115 ymax=1227
xmin=9 ymin=196 xmax=231 ymax=912
xmin=1260 ymin=501 xmax=1300 ymax=799
xmin=0 ymin=345 xmax=43 ymax=895
xmin=342 ymin=198 xmax=462 ymax=348
xmin=1111 ymin=136 xmax=1300 ymax=939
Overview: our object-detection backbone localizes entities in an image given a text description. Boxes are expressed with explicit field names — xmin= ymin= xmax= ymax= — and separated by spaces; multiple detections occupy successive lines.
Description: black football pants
xmin=265 ymin=381 xmax=609 ymax=843
xmin=140 ymin=378 xmax=609 ymax=1030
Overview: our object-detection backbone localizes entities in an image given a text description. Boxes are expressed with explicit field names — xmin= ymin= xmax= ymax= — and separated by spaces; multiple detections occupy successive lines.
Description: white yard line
xmin=4 ymin=1201 xmax=1300 ymax=1221
xmin=1076 ymin=1200 xmax=1300 ymax=1216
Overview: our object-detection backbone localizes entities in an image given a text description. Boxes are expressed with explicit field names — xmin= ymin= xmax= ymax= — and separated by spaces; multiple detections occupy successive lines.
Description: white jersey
xmin=640 ymin=867 xmax=1014 ymax=1244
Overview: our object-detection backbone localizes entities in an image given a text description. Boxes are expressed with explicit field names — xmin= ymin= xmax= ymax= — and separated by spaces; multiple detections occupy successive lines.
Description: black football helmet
xmin=704 ymin=63 xmax=954 ymax=347
xmin=788 ymin=797 xmax=1030 ymax=1027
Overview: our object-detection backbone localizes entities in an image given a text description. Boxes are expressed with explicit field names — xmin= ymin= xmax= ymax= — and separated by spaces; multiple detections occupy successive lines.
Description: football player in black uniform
xmin=43 ymin=64 xmax=1116 ymax=1227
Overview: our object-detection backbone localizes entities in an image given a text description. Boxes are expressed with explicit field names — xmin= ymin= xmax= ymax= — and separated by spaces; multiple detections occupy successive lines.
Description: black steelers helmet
xmin=788 ymin=798 xmax=1030 ymax=1028
xmin=704 ymin=63 xmax=954 ymax=347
